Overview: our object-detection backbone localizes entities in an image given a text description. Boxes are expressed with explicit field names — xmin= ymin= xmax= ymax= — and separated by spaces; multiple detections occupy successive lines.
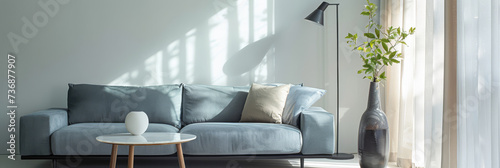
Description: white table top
xmin=96 ymin=132 xmax=196 ymax=145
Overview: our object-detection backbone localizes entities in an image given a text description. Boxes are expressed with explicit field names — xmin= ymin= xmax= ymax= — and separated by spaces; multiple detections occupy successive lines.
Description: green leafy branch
xmin=345 ymin=0 xmax=415 ymax=82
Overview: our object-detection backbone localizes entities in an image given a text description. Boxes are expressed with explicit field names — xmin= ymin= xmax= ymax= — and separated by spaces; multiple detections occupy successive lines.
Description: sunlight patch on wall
xmin=185 ymin=29 xmax=196 ymax=84
xmin=109 ymin=70 xmax=137 ymax=86
xmin=251 ymin=0 xmax=274 ymax=83
xmin=238 ymin=0 xmax=250 ymax=47
xmin=253 ymin=0 xmax=270 ymax=41
xmin=109 ymin=0 xmax=276 ymax=86
xmin=206 ymin=0 xmax=276 ymax=85
xmin=209 ymin=8 xmax=229 ymax=85
xmin=108 ymin=51 xmax=164 ymax=85
xmin=253 ymin=55 xmax=269 ymax=82
xmin=167 ymin=40 xmax=180 ymax=84
xmin=144 ymin=51 xmax=164 ymax=85
xmin=168 ymin=55 xmax=180 ymax=84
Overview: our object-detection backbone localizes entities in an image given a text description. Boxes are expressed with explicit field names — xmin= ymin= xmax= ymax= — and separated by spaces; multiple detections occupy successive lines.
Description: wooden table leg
xmin=110 ymin=144 xmax=118 ymax=168
xmin=176 ymin=144 xmax=186 ymax=168
xmin=128 ymin=145 xmax=135 ymax=168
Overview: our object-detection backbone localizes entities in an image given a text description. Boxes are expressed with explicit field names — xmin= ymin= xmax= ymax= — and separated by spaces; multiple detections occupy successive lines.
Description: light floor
xmin=1 ymin=155 xmax=399 ymax=168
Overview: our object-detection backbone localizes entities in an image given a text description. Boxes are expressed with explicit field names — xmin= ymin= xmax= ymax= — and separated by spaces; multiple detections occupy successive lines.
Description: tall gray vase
xmin=358 ymin=82 xmax=390 ymax=168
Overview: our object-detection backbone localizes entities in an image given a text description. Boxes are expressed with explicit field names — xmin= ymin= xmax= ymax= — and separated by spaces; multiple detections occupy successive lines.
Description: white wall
xmin=0 ymin=0 xmax=374 ymax=157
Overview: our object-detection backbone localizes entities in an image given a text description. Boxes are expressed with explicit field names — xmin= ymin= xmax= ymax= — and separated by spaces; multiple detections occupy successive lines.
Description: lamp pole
xmin=305 ymin=2 xmax=354 ymax=160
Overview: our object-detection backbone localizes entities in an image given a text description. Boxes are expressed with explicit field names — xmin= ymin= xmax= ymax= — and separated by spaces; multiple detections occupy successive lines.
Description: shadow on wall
xmin=223 ymin=35 xmax=276 ymax=77
xmin=107 ymin=0 xmax=277 ymax=86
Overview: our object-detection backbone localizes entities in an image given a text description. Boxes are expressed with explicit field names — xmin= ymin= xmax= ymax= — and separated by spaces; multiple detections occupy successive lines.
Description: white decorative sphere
xmin=125 ymin=111 xmax=149 ymax=135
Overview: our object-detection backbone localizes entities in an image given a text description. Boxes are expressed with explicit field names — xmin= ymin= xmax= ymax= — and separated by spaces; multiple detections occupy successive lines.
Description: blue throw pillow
xmin=282 ymin=86 xmax=326 ymax=126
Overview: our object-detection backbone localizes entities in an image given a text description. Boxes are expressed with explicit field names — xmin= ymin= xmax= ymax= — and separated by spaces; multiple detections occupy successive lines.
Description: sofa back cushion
xmin=67 ymin=84 xmax=182 ymax=128
xmin=182 ymin=84 xmax=249 ymax=125
xmin=282 ymin=86 xmax=326 ymax=126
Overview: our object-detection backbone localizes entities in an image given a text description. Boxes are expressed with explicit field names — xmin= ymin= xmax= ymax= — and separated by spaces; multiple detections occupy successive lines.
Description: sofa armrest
xmin=300 ymin=107 xmax=335 ymax=155
xmin=20 ymin=108 xmax=68 ymax=155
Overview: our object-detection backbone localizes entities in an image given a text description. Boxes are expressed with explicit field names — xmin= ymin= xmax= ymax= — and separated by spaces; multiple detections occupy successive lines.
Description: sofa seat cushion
xmin=51 ymin=123 xmax=178 ymax=155
xmin=180 ymin=122 xmax=302 ymax=155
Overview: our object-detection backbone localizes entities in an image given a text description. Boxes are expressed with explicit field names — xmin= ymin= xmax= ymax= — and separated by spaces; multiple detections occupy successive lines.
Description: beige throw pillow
xmin=240 ymin=83 xmax=291 ymax=124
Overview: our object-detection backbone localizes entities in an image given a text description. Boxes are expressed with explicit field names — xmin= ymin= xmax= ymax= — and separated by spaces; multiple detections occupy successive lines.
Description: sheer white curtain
xmin=457 ymin=0 xmax=500 ymax=167
xmin=381 ymin=0 xmax=445 ymax=167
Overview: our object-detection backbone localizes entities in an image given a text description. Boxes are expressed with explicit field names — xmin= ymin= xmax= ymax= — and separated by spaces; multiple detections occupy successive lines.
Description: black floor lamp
xmin=305 ymin=2 xmax=354 ymax=160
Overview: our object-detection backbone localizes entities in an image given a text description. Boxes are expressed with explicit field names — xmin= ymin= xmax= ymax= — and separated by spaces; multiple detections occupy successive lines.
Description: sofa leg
xmin=300 ymin=158 xmax=304 ymax=168
xmin=52 ymin=159 xmax=57 ymax=168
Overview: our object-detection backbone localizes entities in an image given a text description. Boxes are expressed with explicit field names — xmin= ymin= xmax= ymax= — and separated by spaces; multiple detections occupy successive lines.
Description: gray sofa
xmin=20 ymin=83 xmax=335 ymax=167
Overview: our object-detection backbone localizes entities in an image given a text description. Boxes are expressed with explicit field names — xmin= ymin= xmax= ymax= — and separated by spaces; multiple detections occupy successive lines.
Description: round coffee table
xmin=96 ymin=132 xmax=196 ymax=168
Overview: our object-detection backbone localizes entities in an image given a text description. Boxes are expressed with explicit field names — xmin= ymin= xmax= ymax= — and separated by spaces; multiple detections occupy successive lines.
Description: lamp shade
xmin=304 ymin=2 xmax=330 ymax=25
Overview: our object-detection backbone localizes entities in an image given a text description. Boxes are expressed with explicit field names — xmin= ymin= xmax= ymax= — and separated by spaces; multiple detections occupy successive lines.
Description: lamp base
xmin=332 ymin=153 xmax=354 ymax=160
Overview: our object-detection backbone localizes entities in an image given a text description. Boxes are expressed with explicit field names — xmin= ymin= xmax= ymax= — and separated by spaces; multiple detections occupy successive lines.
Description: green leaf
xmin=375 ymin=29 xmax=380 ymax=38
xmin=382 ymin=58 xmax=389 ymax=66
xmin=358 ymin=69 xmax=364 ymax=74
xmin=365 ymin=5 xmax=372 ymax=11
xmin=365 ymin=68 xmax=372 ymax=74
xmin=389 ymin=52 xmax=397 ymax=59
xmin=390 ymin=58 xmax=401 ymax=63
xmin=382 ymin=42 xmax=389 ymax=52
xmin=369 ymin=23 xmax=375 ymax=29
xmin=361 ymin=11 xmax=370 ymax=16
xmin=380 ymin=71 xmax=386 ymax=79
xmin=400 ymin=41 xmax=408 ymax=46
xmin=383 ymin=60 xmax=388 ymax=66
xmin=365 ymin=64 xmax=375 ymax=73
xmin=381 ymin=38 xmax=390 ymax=43
xmin=402 ymin=33 xmax=408 ymax=39
xmin=346 ymin=33 xmax=352 ymax=39
xmin=364 ymin=33 xmax=376 ymax=39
